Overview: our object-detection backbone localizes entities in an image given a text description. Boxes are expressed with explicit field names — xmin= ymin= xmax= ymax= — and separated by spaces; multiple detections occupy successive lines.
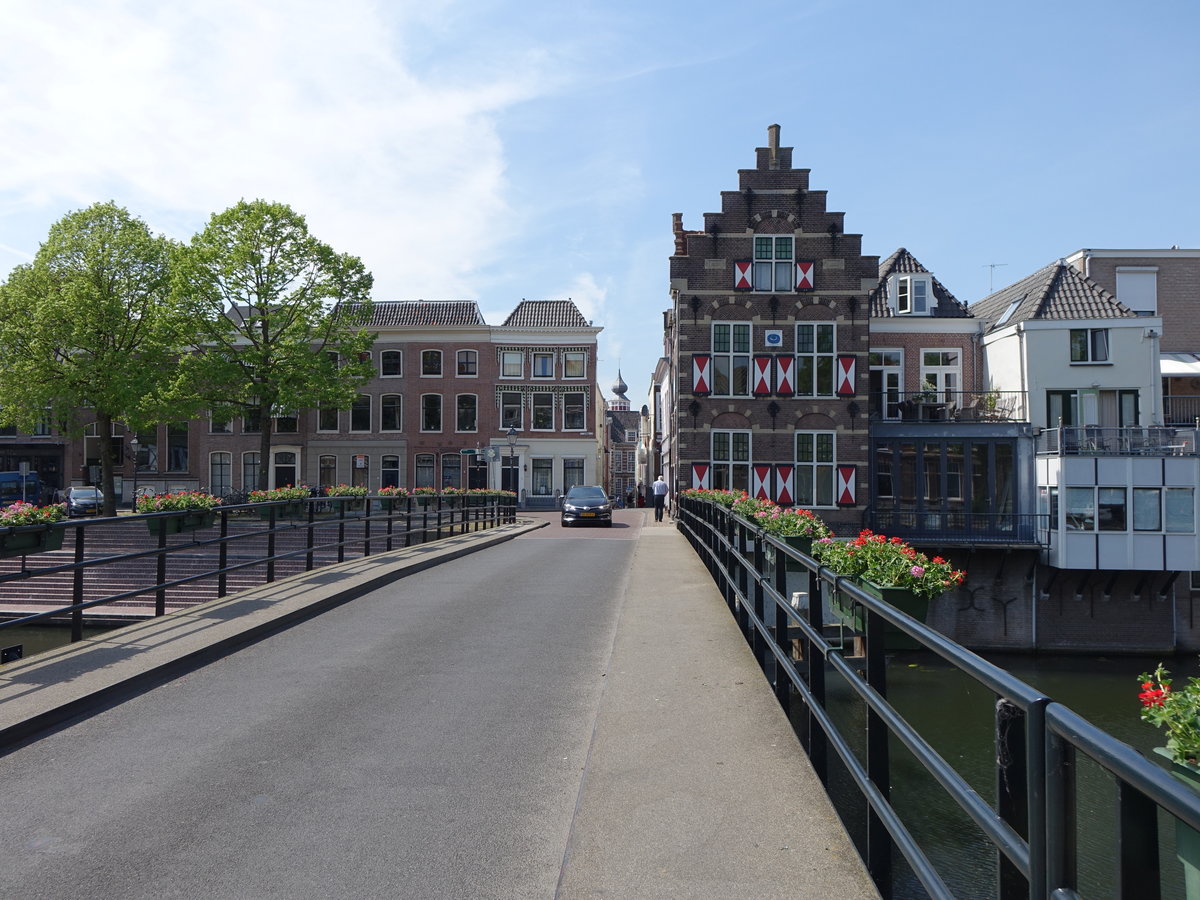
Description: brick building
xmin=668 ymin=124 xmax=876 ymax=534
xmin=7 ymin=299 xmax=602 ymax=507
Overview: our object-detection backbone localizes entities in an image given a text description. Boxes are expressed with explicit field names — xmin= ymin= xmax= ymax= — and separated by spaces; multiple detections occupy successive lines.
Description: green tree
xmin=0 ymin=202 xmax=180 ymax=515
xmin=172 ymin=200 xmax=375 ymax=491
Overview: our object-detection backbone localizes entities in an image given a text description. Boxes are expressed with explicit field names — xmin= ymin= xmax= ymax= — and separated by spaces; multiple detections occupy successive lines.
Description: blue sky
xmin=2 ymin=0 xmax=1197 ymax=405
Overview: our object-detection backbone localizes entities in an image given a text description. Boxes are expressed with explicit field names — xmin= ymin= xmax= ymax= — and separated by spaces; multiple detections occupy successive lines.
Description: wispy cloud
xmin=0 ymin=0 xmax=556 ymax=297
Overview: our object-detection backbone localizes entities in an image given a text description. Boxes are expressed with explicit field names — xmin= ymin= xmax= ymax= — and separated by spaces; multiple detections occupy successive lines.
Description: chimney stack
xmin=768 ymin=124 xmax=780 ymax=168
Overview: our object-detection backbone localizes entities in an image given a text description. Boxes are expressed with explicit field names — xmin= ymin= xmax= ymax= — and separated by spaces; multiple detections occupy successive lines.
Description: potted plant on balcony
xmin=377 ymin=485 xmax=411 ymax=511
xmin=1139 ymin=663 xmax=1200 ymax=896
xmin=0 ymin=500 xmax=68 ymax=557
xmin=247 ymin=485 xmax=311 ymax=519
xmin=411 ymin=486 xmax=438 ymax=508
xmin=757 ymin=507 xmax=833 ymax=571
xmin=136 ymin=491 xmax=222 ymax=535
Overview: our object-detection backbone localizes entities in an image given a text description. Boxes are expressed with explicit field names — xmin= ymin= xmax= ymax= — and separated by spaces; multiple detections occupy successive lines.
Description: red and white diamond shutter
xmin=836 ymin=465 xmax=857 ymax=506
xmin=836 ymin=355 xmax=856 ymax=396
xmin=752 ymin=356 xmax=773 ymax=396
xmin=775 ymin=464 xmax=794 ymax=505
xmin=692 ymin=354 xmax=711 ymax=395
xmin=775 ymin=355 xmax=794 ymax=396
xmin=691 ymin=463 xmax=711 ymax=490
xmin=733 ymin=261 xmax=752 ymax=290
xmin=752 ymin=465 xmax=772 ymax=501
xmin=795 ymin=260 xmax=815 ymax=291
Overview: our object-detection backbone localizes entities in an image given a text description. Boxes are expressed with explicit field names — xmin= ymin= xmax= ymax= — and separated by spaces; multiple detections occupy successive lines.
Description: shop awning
xmin=1160 ymin=353 xmax=1200 ymax=376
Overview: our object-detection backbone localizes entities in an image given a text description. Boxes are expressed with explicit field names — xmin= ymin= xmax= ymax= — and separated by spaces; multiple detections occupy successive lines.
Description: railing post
xmin=807 ymin=566 xmax=827 ymax=780
xmin=305 ymin=501 xmax=315 ymax=570
xmin=337 ymin=500 xmax=346 ymax=563
xmin=864 ymin=597 xmax=892 ymax=886
xmin=772 ymin=535 xmax=791 ymax=719
xmin=1045 ymin=732 xmax=1077 ymax=896
xmin=752 ymin=532 xmax=765 ymax=669
xmin=217 ymin=510 xmax=228 ymax=598
xmin=996 ymin=698 xmax=1029 ymax=900
xmin=155 ymin=522 xmax=168 ymax=616
xmin=71 ymin=525 xmax=85 ymax=642
xmin=266 ymin=506 xmax=276 ymax=582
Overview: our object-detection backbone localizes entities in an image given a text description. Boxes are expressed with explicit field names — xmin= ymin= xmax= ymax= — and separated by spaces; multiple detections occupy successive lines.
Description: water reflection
xmin=810 ymin=651 xmax=1200 ymax=899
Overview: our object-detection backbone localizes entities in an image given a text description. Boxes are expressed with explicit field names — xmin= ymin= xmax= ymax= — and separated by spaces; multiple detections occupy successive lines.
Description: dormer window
xmin=893 ymin=275 xmax=931 ymax=315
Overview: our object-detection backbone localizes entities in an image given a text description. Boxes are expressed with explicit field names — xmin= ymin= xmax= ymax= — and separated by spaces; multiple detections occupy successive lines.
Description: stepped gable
xmin=370 ymin=300 xmax=486 ymax=327
xmin=970 ymin=260 xmax=1136 ymax=332
xmin=502 ymin=300 xmax=590 ymax=328
xmin=872 ymin=248 xmax=970 ymax=317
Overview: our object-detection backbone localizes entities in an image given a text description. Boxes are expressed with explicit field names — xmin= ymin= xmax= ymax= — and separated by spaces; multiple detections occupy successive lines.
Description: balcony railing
xmin=868 ymin=509 xmax=1047 ymax=547
xmin=870 ymin=390 xmax=1027 ymax=424
xmin=1163 ymin=394 xmax=1200 ymax=427
xmin=1036 ymin=425 xmax=1199 ymax=457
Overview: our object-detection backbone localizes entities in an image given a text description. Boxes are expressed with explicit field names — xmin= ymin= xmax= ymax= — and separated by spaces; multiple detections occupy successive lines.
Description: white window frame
xmin=795 ymin=430 xmax=836 ymax=508
xmin=317 ymin=405 xmax=339 ymax=433
xmin=209 ymin=412 xmax=233 ymax=434
xmin=501 ymin=391 xmax=523 ymax=430
xmin=893 ymin=274 xmax=931 ymax=315
xmin=456 ymin=394 xmax=478 ymax=433
xmin=796 ymin=323 xmax=836 ymax=398
xmin=209 ymin=451 xmax=232 ymax=498
xmin=532 ymin=351 xmax=555 ymax=379
xmin=456 ymin=349 xmax=478 ymax=377
xmin=752 ymin=235 xmax=794 ymax=292
xmin=349 ymin=394 xmax=371 ymax=433
xmin=421 ymin=349 xmax=443 ymax=377
xmin=920 ymin=349 xmax=961 ymax=400
xmin=870 ymin=349 xmax=904 ymax=420
xmin=380 ymin=350 xmax=403 ymax=378
xmin=500 ymin=351 xmax=524 ymax=379
xmin=712 ymin=322 xmax=751 ymax=398
xmin=381 ymin=394 xmax=403 ymax=432
xmin=563 ymin=392 xmax=586 ymax=431
xmin=1070 ymin=329 xmax=1110 ymax=364
xmin=711 ymin=429 xmax=751 ymax=492
xmin=420 ymin=393 xmax=442 ymax=432
xmin=563 ymin=351 xmax=587 ymax=378
xmin=1116 ymin=267 xmax=1158 ymax=316
xmin=531 ymin=392 xmax=554 ymax=431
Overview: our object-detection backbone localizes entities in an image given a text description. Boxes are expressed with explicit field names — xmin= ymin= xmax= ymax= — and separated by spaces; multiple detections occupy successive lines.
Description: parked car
xmin=65 ymin=486 xmax=104 ymax=516
xmin=561 ymin=485 xmax=613 ymax=528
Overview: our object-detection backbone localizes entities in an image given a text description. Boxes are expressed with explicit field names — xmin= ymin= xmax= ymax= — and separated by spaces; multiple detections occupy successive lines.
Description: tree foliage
xmin=172 ymin=200 xmax=375 ymax=490
xmin=0 ymin=202 xmax=180 ymax=515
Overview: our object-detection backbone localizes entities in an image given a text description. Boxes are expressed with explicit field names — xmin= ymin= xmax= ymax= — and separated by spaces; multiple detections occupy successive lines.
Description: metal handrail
xmin=0 ymin=494 xmax=516 ymax=647
xmin=677 ymin=496 xmax=1200 ymax=899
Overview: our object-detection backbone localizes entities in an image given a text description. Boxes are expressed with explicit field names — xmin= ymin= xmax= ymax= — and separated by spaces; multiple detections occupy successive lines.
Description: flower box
xmin=146 ymin=510 xmax=217 ymax=535
xmin=1155 ymin=748 xmax=1200 ymax=898
xmin=781 ymin=535 xmax=813 ymax=572
xmin=827 ymin=579 xmax=929 ymax=650
xmin=0 ymin=525 xmax=66 ymax=558
xmin=257 ymin=502 xmax=306 ymax=520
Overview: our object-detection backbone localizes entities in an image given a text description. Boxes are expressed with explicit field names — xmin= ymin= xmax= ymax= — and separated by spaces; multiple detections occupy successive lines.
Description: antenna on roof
xmin=982 ymin=262 xmax=1008 ymax=293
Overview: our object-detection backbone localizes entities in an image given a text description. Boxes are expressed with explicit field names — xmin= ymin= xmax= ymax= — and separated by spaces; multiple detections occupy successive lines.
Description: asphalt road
xmin=0 ymin=526 xmax=639 ymax=899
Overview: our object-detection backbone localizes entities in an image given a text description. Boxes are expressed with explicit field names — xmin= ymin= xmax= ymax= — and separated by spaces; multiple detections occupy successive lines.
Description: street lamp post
xmin=506 ymin=425 xmax=518 ymax=514
xmin=129 ymin=436 xmax=139 ymax=510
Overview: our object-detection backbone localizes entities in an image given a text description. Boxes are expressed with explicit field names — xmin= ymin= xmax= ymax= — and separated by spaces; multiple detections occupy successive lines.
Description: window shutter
xmin=752 ymin=356 xmax=773 ymax=396
xmin=775 ymin=355 xmax=794 ymax=396
xmin=752 ymin=465 xmax=772 ymax=501
xmin=692 ymin=463 xmax=711 ymax=489
xmin=836 ymin=355 xmax=856 ymax=396
xmin=733 ymin=261 xmax=752 ymax=290
xmin=837 ymin=465 xmax=856 ymax=507
xmin=795 ymin=260 xmax=815 ymax=291
xmin=774 ymin=464 xmax=794 ymax=505
xmin=692 ymin=354 xmax=711 ymax=395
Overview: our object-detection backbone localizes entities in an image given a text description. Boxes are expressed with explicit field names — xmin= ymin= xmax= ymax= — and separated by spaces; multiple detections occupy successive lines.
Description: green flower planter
xmin=780 ymin=535 xmax=813 ymax=571
xmin=1156 ymin=747 xmax=1200 ymax=899
xmin=257 ymin=502 xmax=305 ymax=520
xmin=827 ymin=579 xmax=929 ymax=650
xmin=146 ymin=510 xmax=217 ymax=535
xmin=0 ymin=525 xmax=66 ymax=558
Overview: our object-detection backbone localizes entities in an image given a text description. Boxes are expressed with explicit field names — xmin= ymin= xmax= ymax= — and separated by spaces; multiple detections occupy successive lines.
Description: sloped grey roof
xmin=371 ymin=300 xmax=486 ymax=327
xmin=502 ymin=300 xmax=590 ymax=328
xmin=969 ymin=261 xmax=1136 ymax=332
xmin=872 ymin=248 xmax=970 ymax=318
xmin=607 ymin=409 xmax=641 ymax=441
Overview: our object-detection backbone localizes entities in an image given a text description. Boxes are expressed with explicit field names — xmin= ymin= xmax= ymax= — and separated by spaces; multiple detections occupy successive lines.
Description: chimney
xmin=672 ymin=212 xmax=687 ymax=256
xmin=768 ymin=124 xmax=780 ymax=168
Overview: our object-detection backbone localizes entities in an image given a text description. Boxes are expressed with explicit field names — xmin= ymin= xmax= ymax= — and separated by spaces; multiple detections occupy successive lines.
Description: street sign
xmin=460 ymin=448 xmax=477 ymax=456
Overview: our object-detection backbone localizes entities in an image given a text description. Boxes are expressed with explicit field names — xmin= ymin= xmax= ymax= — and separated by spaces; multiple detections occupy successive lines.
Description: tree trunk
xmin=257 ymin=403 xmax=273 ymax=491
xmin=97 ymin=411 xmax=118 ymax=517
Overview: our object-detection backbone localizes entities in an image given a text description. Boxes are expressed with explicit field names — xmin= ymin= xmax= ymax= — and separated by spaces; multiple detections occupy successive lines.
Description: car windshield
xmin=566 ymin=487 xmax=606 ymax=501
xmin=73 ymin=488 xmax=101 ymax=498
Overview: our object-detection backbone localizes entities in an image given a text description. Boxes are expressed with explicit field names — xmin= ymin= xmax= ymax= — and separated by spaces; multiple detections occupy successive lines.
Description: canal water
xmin=815 ymin=650 xmax=1200 ymax=899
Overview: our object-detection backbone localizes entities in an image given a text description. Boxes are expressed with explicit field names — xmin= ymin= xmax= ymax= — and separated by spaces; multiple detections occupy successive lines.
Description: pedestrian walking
xmin=651 ymin=474 xmax=668 ymax=522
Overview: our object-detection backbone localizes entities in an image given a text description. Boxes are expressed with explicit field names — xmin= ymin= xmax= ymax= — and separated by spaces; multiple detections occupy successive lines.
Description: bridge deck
xmin=0 ymin=509 xmax=875 ymax=899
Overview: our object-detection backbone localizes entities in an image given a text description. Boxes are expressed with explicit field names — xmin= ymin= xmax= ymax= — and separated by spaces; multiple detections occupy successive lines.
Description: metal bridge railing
xmin=0 ymin=494 xmax=516 ymax=655
xmin=677 ymin=495 xmax=1200 ymax=899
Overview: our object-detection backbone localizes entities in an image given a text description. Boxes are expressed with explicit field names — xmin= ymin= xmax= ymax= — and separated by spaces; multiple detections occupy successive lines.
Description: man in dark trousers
xmin=651 ymin=474 xmax=668 ymax=522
